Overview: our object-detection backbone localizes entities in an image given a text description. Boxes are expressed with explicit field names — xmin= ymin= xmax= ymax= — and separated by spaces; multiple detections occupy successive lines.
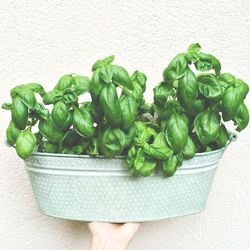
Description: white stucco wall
xmin=0 ymin=1 xmax=250 ymax=249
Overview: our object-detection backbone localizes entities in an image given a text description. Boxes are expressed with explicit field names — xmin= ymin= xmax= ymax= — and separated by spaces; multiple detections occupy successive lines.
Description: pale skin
xmin=88 ymin=222 xmax=140 ymax=250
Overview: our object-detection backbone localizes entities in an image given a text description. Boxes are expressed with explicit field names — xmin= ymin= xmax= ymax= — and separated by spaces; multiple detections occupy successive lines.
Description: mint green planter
xmin=24 ymin=134 xmax=236 ymax=223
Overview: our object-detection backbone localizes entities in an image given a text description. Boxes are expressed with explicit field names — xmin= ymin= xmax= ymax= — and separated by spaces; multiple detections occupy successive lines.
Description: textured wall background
xmin=0 ymin=0 xmax=250 ymax=249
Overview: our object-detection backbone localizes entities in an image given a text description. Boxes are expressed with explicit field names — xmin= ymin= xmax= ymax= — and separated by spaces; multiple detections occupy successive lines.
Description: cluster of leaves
xmin=2 ymin=55 xmax=148 ymax=162
xmin=2 ymin=44 xmax=249 ymax=177
xmin=140 ymin=43 xmax=248 ymax=176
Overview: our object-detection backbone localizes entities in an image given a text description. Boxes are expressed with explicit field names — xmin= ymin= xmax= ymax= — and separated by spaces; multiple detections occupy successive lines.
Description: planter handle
xmin=226 ymin=131 xmax=237 ymax=148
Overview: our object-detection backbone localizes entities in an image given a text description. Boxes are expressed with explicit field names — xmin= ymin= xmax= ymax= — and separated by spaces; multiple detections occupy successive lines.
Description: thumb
xmin=120 ymin=223 xmax=140 ymax=240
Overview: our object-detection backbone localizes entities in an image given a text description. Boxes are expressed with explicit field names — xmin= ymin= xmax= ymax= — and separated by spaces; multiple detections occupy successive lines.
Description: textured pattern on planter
xmin=25 ymin=148 xmax=225 ymax=222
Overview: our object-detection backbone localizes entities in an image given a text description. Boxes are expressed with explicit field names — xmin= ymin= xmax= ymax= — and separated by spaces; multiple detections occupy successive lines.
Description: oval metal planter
xmin=24 ymin=135 xmax=236 ymax=223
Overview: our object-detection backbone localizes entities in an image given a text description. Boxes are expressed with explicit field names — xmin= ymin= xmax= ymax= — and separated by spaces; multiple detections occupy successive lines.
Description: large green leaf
xmin=120 ymin=93 xmax=138 ymax=131
xmin=98 ymin=127 xmax=126 ymax=158
xmin=112 ymin=65 xmax=133 ymax=90
xmin=99 ymin=83 xmax=121 ymax=127
xmin=163 ymin=53 xmax=188 ymax=83
xmin=16 ymin=130 xmax=37 ymax=159
xmin=197 ymin=74 xmax=223 ymax=102
xmin=177 ymin=69 xmax=198 ymax=109
xmin=52 ymin=101 xmax=72 ymax=130
xmin=11 ymin=96 xmax=28 ymax=130
xmin=182 ymin=136 xmax=196 ymax=159
xmin=6 ymin=121 xmax=21 ymax=146
xmin=143 ymin=132 xmax=173 ymax=160
xmin=54 ymin=75 xmax=73 ymax=91
xmin=233 ymin=102 xmax=249 ymax=132
xmin=222 ymin=86 xmax=242 ymax=121
xmin=165 ymin=113 xmax=188 ymax=153
xmin=194 ymin=111 xmax=220 ymax=145
xmin=73 ymin=108 xmax=95 ymax=138
xmin=38 ymin=116 xmax=65 ymax=143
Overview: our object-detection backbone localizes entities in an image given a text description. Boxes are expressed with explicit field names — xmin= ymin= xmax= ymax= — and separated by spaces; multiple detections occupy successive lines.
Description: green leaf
xmin=126 ymin=146 xmax=157 ymax=176
xmin=98 ymin=127 xmax=126 ymax=158
xmin=86 ymin=138 xmax=99 ymax=156
xmin=11 ymin=96 xmax=28 ymax=130
xmin=194 ymin=53 xmax=221 ymax=75
xmin=216 ymin=124 xmax=229 ymax=148
xmin=233 ymin=102 xmax=249 ymax=132
xmin=143 ymin=132 xmax=173 ymax=160
xmin=92 ymin=55 xmax=115 ymax=71
xmin=235 ymin=79 xmax=249 ymax=99
xmin=138 ymin=101 xmax=153 ymax=115
xmin=134 ymin=148 xmax=145 ymax=171
xmin=124 ymin=125 xmax=136 ymax=149
xmin=194 ymin=111 xmax=220 ymax=145
xmin=219 ymin=73 xmax=235 ymax=85
xmin=156 ymin=100 xmax=182 ymax=122
xmin=131 ymin=81 xmax=143 ymax=106
xmin=180 ymin=113 xmax=189 ymax=126
xmin=80 ymin=101 xmax=101 ymax=122
xmin=134 ymin=121 xmax=157 ymax=145
xmin=153 ymin=81 xmax=174 ymax=107
xmin=165 ymin=113 xmax=188 ymax=153
xmin=43 ymin=90 xmax=63 ymax=105
xmin=16 ymin=130 xmax=37 ymax=159
xmin=73 ymin=108 xmax=95 ymax=138
xmin=52 ymin=101 xmax=72 ymax=130
xmin=197 ymin=74 xmax=223 ymax=102
xmin=188 ymin=43 xmax=201 ymax=54
xmin=120 ymin=93 xmax=138 ymax=131
xmin=54 ymin=75 xmax=73 ymax=91
xmin=182 ymin=136 xmax=196 ymax=159
xmin=2 ymin=103 xmax=12 ymax=110
xmin=63 ymin=92 xmax=78 ymax=104
xmin=222 ymin=86 xmax=242 ymax=121
xmin=191 ymin=99 xmax=206 ymax=115
xmin=162 ymin=154 xmax=183 ymax=177
xmin=34 ymin=103 xmax=49 ymax=120
xmin=38 ymin=116 xmax=65 ymax=143
xmin=99 ymin=83 xmax=121 ymax=127
xmin=89 ymin=69 xmax=106 ymax=100
xmin=131 ymin=70 xmax=147 ymax=92
xmin=112 ymin=65 xmax=133 ymax=90
xmin=60 ymin=129 xmax=81 ymax=147
xmin=138 ymin=156 xmax=156 ymax=177
xmin=99 ymin=65 xmax=113 ymax=83
xmin=42 ymin=141 xmax=59 ymax=153
xmin=71 ymin=139 xmax=89 ymax=155
xmin=163 ymin=53 xmax=188 ymax=83
xmin=73 ymin=75 xmax=90 ymax=95
xmin=127 ymin=146 xmax=137 ymax=174
xmin=6 ymin=121 xmax=21 ymax=146
xmin=19 ymin=87 xmax=37 ymax=109
xmin=177 ymin=69 xmax=198 ymax=109
xmin=10 ymin=85 xmax=25 ymax=99
xmin=26 ymin=83 xmax=46 ymax=96
xmin=209 ymin=54 xmax=221 ymax=76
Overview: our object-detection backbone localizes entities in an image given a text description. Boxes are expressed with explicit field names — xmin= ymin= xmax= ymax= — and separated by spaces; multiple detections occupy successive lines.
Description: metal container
xmin=24 ymin=134 xmax=236 ymax=223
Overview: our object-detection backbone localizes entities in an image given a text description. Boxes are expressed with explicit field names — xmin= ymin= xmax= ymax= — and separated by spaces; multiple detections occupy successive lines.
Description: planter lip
xmin=30 ymin=146 xmax=225 ymax=159
xmin=28 ymin=131 xmax=237 ymax=159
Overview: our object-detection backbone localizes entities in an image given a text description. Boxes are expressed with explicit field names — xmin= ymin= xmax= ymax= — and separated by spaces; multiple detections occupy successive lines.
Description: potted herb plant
xmin=2 ymin=44 xmax=248 ymax=222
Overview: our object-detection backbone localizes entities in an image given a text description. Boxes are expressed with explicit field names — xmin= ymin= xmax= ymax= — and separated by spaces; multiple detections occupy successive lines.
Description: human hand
xmin=88 ymin=222 xmax=140 ymax=250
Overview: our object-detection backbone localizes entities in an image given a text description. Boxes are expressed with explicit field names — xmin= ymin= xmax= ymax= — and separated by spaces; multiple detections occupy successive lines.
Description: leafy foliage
xmin=2 ymin=44 xmax=249 ymax=177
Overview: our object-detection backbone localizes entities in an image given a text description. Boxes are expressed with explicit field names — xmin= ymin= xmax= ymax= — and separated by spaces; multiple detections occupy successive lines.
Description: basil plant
xmin=2 ymin=44 xmax=249 ymax=177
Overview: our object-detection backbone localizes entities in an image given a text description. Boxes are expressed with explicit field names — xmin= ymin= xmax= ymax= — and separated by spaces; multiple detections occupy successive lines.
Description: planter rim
xmin=29 ymin=131 xmax=237 ymax=159
xmin=30 ymin=146 xmax=226 ymax=159
xmin=5 ymin=131 xmax=237 ymax=160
